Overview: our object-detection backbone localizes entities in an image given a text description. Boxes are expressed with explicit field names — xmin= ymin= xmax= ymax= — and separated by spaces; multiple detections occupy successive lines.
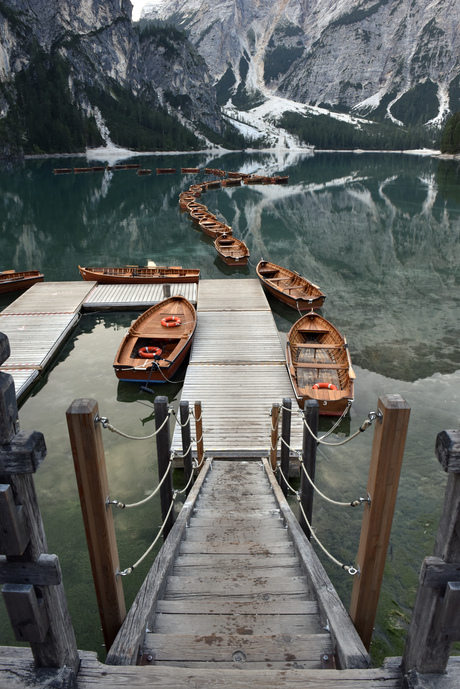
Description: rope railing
xmin=106 ymin=458 xmax=174 ymax=510
xmin=296 ymin=495 xmax=357 ymax=575
xmin=299 ymin=456 xmax=370 ymax=508
xmin=95 ymin=409 xmax=172 ymax=440
xmin=118 ymin=492 xmax=177 ymax=576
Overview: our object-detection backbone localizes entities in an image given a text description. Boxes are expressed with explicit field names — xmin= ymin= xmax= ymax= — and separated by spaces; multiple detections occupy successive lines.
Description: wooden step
xmin=153 ymin=613 xmax=323 ymax=635
xmin=163 ymin=574 xmax=312 ymax=599
xmin=144 ymin=632 xmax=333 ymax=666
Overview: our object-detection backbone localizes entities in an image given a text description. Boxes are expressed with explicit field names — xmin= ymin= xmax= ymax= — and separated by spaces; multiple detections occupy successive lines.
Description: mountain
xmin=142 ymin=0 xmax=460 ymax=128
xmin=0 ymin=0 xmax=223 ymax=156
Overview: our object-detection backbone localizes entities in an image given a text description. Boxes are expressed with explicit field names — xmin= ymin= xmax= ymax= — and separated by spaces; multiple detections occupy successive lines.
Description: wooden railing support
xmin=279 ymin=397 xmax=292 ymax=497
xmin=349 ymin=394 xmax=410 ymax=650
xmin=194 ymin=401 xmax=204 ymax=469
xmin=66 ymin=398 xmax=126 ymax=652
xmin=154 ymin=396 xmax=175 ymax=538
xmin=299 ymin=400 xmax=319 ymax=540
xmin=180 ymin=400 xmax=193 ymax=495
xmin=270 ymin=402 xmax=280 ymax=471
xmin=401 ymin=428 xmax=460 ymax=675
xmin=0 ymin=332 xmax=79 ymax=676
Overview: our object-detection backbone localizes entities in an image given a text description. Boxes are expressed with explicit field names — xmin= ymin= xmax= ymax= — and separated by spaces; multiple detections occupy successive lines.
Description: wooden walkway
xmin=0 ymin=281 xmax=197 ymax=400
xmin=106 ymin=456 xmax=375 ymax=678
xmin=171 ymin=279 xmax=304 ymax=456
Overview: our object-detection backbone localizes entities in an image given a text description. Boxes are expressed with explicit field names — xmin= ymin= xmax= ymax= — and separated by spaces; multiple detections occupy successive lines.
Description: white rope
xmin=172 ymin=441 xmax=194 ymax=459
xmin=296 ymin=496 xmax=357 ymax=575
xmin=171 ymin=409 xmax=193 ymax=428
xmin=299 ymin=458 xmax=367 ymax=508
xmin=119 ymin=493 xmax=177 ymax=575
xmin=176 ymin=468 xmax=195 ymax=495
xmin=302 ymin=414 xmax=372 ymax=446
xmin=101 ymin=409 xmax=171 ymax=440
xmin=278 ymin=464 xmax=298 ymax=495
xmin=109 ymin=459 xmax=173 ymax=509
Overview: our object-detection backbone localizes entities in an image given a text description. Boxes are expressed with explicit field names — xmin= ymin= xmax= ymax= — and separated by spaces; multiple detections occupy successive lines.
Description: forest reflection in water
xmin=1 ymin=151 xmax=459 ymax=662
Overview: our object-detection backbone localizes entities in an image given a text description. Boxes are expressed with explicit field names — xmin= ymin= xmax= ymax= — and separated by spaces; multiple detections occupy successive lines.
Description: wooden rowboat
xmin=113 ymin=296 xmax=197 ymax=383
xmin=0 ymin=269 xmax=44 ymax=294
xmin=53 ymin=168 xmax=73 ymax=174
xmin=214 ymin=234 xmax=250 ymax=266
xmin=199 ymin=219 xmax=232 ymax=238
xmin=286 ymin=310 xmax=355 ymax=416
xmin=137 ymin=169 xmax=151 ymax=176
xmin=156 ymin=168 xmax=176 ymax=174
xmin=181 ymin=167 xmax=200 ymax=173
xmin=256 ymin=260 xmax=325 ymax=311
xmin=78 ymin=265 xmax=200 ymax=284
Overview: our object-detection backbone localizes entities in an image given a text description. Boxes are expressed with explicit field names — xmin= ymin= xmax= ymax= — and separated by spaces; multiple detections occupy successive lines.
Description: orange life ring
xmin=161 ymin=316 xmax=181 ymax=328
xmin=138 ymin=346 xmax=162 ymax=359
xmin=312 ymin=382 xmax=338 ymax=390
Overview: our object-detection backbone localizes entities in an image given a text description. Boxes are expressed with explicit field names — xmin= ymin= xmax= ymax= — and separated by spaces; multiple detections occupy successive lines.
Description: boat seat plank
xmin=292 ymin=343 xmax=344 ymax=349
xmin=294 ymin=363 xmax=348 ymax=369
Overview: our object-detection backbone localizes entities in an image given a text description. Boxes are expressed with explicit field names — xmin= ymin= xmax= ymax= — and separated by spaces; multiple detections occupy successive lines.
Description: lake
xmin=1 ymin=150 xmax=459 ymax=664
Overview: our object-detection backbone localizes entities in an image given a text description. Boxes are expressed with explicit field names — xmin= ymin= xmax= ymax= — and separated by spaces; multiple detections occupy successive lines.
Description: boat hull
xmin=286 ymin=311 xmax=354 ymax=416
xmin=256 ymin=261 xmax=325 ymax=310
xmin=0 ymin=271 xmax=44 ymax=294
xmin=113 ymin=296 xmax=196 ymax=383
xmin=79 ymin=266 xmax=200 ymax=284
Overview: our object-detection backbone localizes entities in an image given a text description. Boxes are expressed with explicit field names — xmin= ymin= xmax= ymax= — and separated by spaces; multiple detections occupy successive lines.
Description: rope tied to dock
xmin=106 ymin=458 xmax=173 ymax=510
xmin=95 ymin=408 xmax=172 ymax=440
xmin=299 ymin=407 xmax=376 ymax=447
xmin=170 ymin=407 xmax=193 ymax=428
xmin=295 ymin=494 xmax=358 ymax=576
xmin=299 ymin=455 xmax=371 ymax=508
xmin=119 ymin=492 xmax=177 ymax=576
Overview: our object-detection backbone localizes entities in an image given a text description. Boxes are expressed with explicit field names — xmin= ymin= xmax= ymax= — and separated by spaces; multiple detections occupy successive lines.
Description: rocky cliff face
xmin=142 ymin=0 xmax=460 ymax=126
xmin=0 ymin=0 xmax=222 ymax=153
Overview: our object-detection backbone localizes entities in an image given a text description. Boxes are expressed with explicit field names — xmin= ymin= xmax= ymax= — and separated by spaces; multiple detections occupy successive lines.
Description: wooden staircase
xmin=144 ymin=460 xmax=332 ymax=669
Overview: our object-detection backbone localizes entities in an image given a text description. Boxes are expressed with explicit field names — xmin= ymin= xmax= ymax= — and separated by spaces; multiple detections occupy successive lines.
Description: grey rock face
xmin=142 ymin=0 xmax=460 ymax=123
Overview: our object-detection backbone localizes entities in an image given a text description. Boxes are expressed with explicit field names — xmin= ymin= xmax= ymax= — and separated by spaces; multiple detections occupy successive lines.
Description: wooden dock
xmin=172 ymin=279 xmax=304 ymax=456
xmin=0 ymin=281 xmax=197 ymax=400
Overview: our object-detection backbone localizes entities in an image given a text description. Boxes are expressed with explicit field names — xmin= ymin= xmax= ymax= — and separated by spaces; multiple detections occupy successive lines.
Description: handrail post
xmin=401 ymin=428 xmax=460 ymax=674
xmin=194 ymin=401 xmax=204 ymax=470
xmin=180 ymin=400 xmax=193 ymax=495
xmin=66 ymin=398 xmax=126 ymax=651
xmin=349 ymin=394 xmax=410 ymax=650
xmin=154 ymin=396 xmax=175 ymax=538
xmin=270 ymin=403 xmax=280 ymax=471
xmin=279 ymin=397 xmax=292 ymax=496
xmin=299 ymin=399 xmax=318 ymax=540
xmin=0 ymin=332 xmax=79 ymax=676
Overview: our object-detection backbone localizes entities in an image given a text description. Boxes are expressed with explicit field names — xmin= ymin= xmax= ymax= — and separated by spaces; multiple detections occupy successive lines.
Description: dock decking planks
xmin=171 ymin=278 xmax=304 ymax=456
xmin=144 ymin=460 xmax=332 ymax=670
xmin=82 ymin=282 xmax=197 ymax=310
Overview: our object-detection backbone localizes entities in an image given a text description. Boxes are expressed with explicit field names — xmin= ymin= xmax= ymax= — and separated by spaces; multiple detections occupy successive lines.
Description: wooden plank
xmin=263 ymin=459 xmax=371 ymax=670
xmin=144 ymin=632 xmax=332 ymax=662
xmin=82 ymin=282 xmax=197 ymax=310
xmin=0 ymin=647 xmax=406 ymax=688
xmin=153 ymin=613 xmax=322 ymax=635
xmin=155 ymin=600 xmax=319 ymax=615
xmin=173 ymin=554 xmax=300 ymax=569
xmin=0 ymin=553 xmax=61 ymax=586
xmin=164 ymin=574 xmax=310 ymax=598
xmin=197 ymin=279 xmax=270 ymax=311
xmin=179 ymin=541 xmax=295 ymax=555
xmin=2 ymin=583 xmax=49 ymax=643
xmin=2 ymin=281 xmax=95 ymax=315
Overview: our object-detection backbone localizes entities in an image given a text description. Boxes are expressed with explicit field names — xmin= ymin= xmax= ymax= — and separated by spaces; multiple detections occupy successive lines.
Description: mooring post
xmin=0 ymin=332 xmax=79 ymax=677
xmin=270 ymin=403 xmax=280 ymax=471
xmin=401 ymin=428 xmax=460 ymax=675
xmin=349 ymin=394 xmax=410 ymax=650
xmin=154 ymin=396 xmax=175 ymax=538
xmin=66 ymin=398 xmax=126 ymax=652
xmin=299 ymin=399 xmax=319 ymax=540
xmin=180 ymin=400 xmax=193 ymax=495
xmin=194 ymin=401 xmax=204 ymax=470
xmin=279 ymin=397 xmax=292 ymax=497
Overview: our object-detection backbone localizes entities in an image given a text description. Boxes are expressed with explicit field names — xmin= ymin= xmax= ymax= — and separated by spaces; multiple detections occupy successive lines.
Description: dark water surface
xmin=1 ymin=151 xmax=459 ymax=663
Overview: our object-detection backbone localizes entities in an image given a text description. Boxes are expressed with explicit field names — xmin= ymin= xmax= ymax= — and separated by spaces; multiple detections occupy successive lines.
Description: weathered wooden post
xmin=349 ymin=394 xmax=410 ymax=650
xmin=270 ymin=402 xmax=280 ymax=471
xmin=66 ymin=398 xmax=126 ymax=651
xmin=401 ymin=428 xmax=460 ymax=675
xmin=154 ymin=395 xmax=175 ymax=538
xmin=180 ymin=400 xmax=193 ymax=495
xmin=0 ymin=332 xmax=79 ymax=678
xmin=298 ymin=399 xmax=319 ymax=540
xmin=279 ymin=397 xmax=292 ymax=497
xmin=194 ymin=401 xmax=204 ymax=470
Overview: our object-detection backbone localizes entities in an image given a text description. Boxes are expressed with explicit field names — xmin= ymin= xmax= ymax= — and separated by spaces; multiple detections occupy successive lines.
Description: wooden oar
xmin=344 ymin=337 xmax=356 ymax=379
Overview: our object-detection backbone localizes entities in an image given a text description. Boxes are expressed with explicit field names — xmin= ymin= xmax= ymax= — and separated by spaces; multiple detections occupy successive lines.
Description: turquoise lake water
xmin=1 ymin=150 xmax=459 ymax=663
